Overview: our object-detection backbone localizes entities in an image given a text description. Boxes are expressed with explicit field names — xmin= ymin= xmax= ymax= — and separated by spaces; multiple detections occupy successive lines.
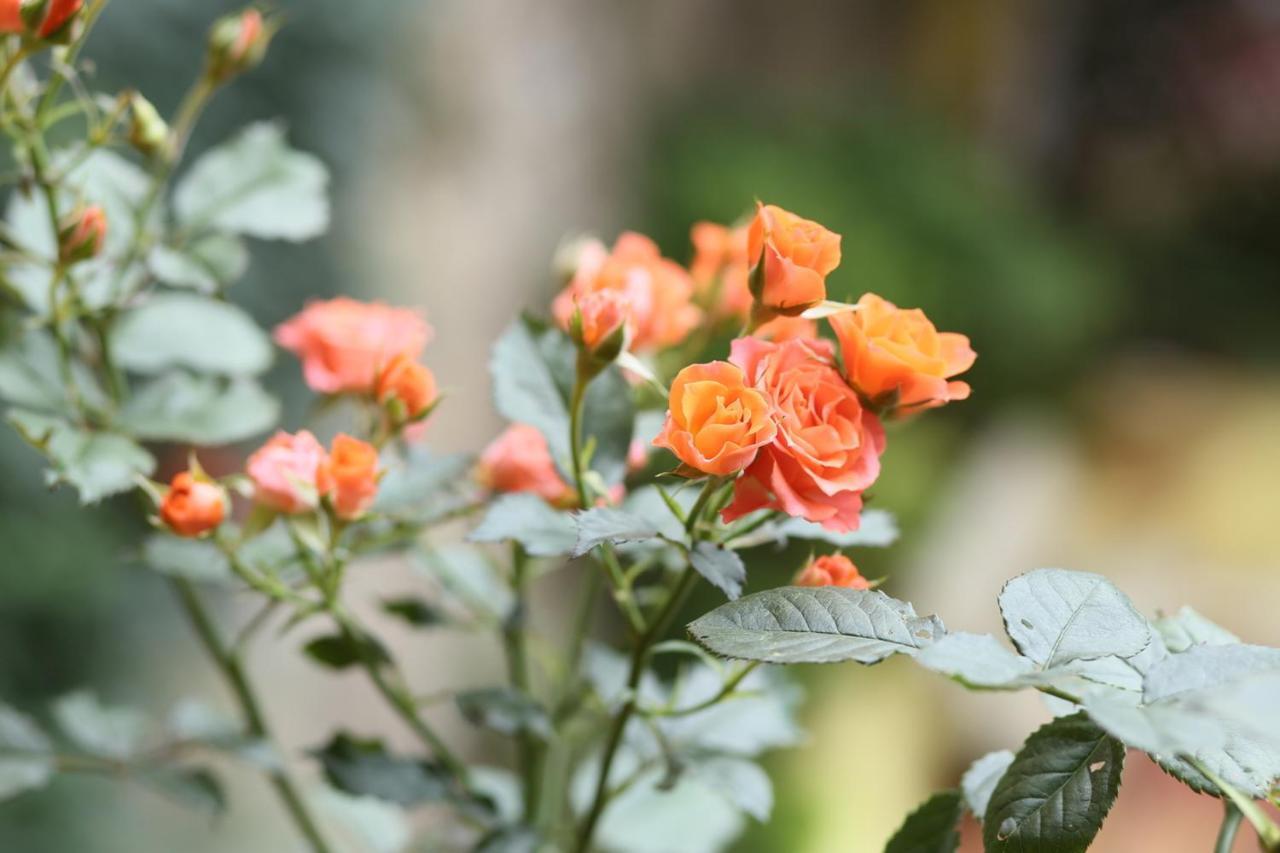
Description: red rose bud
xmin=160 ymin=472 xmax=226 ymax=538
xmin=4 ymin=0 xmax=84 ymax=41
xmin=126 ymin=92 xmax=170 ymax=160
xmin=57 ymin=205 xmax=106 ymax=264
xmin=206 ymin=8 xmax=274 ymax=83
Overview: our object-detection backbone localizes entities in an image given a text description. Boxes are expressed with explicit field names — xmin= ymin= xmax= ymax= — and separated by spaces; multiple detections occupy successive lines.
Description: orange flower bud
xmin=160 ymin=472 xmax=226 ymax=538
xmin=317 ymin=433 xmax=380 ymax=520
xmin=376 ymin=354 xmax=438 ymax=420
xmin=569 ymin=290 xmax=629 ymax=367
xmin=477 ymin=424 xmax=574 ymax=506
xmin=746 ymin=203 xmax=841 ymax=319
xmin=653 ymin=361 xmax=776 ymax=477
xmin=57 ymin=205 xmax=106 ymax=264
xmin=828 ymin=292 xmax=976 ymax=414
xmin=794 ymin=554 xmax=869 ymax=589
xmin=207 ymin=8 xmax=272 ymax=82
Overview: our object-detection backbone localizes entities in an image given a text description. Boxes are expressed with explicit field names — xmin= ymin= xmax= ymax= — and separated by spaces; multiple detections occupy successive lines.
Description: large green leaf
xmin=469 ymin=493 xmax=577 ymax=557
xmin=312 ymin=732 xmax=449 ymax=807
xmin=884 ymin=789 xmax=963 ymax=853
xmin=147 ymin=235 xmax=249 ymax=295
xmin=690 ymin=541 xmax=746 ymax=600
xmin=118 ymin=373 xmax=279 ymax=445
xmin=960 ymin=749 xmax=1014 ymax=821
xmin=983 ymin=713 xmax=1124 ymax=853
xmin=0 ymin=703 xmax=54 ymax=802
xmin=0 ymin=330 xmax=108 ymax=414
xmin=572 ymin=506 xmax=661 ymax=556
xmin=689 ymin=756 xmax=772 ymax=821
xmin=688 ymin=586 xmax=943 ymax=665
xmin=998 ymin=569 xmax=1149 ymax=668
xmin=174 ymin=122 xmax=330 ymax=241
xmin=8 ymin=409 xmax=155 ymax=504
xmin=372 ymin=448 xmax=473 ymax=514
xmin=110 ymin=293 xmax=273 ymax=376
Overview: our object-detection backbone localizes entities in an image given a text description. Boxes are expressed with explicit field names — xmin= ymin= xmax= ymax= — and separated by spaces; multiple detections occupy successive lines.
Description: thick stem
xmin=1216 ymin=801 xmax=1243 ymax=853
xmin=169 ymin=579 xmax=335 ymax=853
xmin=503 ymin=543 xmax=539 ymax=819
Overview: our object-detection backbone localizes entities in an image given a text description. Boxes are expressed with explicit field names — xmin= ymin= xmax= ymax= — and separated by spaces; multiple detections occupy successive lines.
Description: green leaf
xmin=0 ymin=330 xmax=106 ymax=414
xmin=110 ymin=293 xmax=273 ymax=376
xmin=572 ymin=506 xmax=661 ymax=556
xmin=455 ymin=688 xmax=551 ymax=739
xmin=148 ymin=235 xmax=249 ymax=294
xmin=141 ymin=534 xmax=234 ymax=585
xmin=916 ymin=632 xmax=1036 ymax=689
xmin=118 ymin=373 xmax=279 ymax=445
xmin=656 ymin=665 xmax=803 ymax=757
xmin=136 ymin=766 xmax=226 ymax=815
xmin=0 ymin=703 xmax=54 ymax=802
xmin=1143 ymin=643 xmax=1280 ymax=704
xmin=960 ymin=749 xmax=1014 ymax=820
xmin=53 ymin=691 xmax=152 ymax=760
xmin=174 ymin=122 xmax=330 ymax=241
xmin=728 ymin=509 xmax=899 ymax=550
xmin=998 ymin=569 xmax=1149 ymax=669
xmin=469 ymin=493 xmax=577 ymax=557
xmin=689 ymin=541 xmax=746 ymax=600
xmin=688 ymin=586 xmax=944 ymax=665
xmin=372 ymin=448 xmax=474 ymax=514
xmin=303 ymin=633 xmax=391 ymax=671
xmin=689 ymin=756 xmax=773 ymax=821
xmin=381 ymin=596 xmax=443 ymax=628
xmin=312 ymin=732 xmax=449 ymax=807
xmin=884 ymin=789 xmax=963 ymax=853
xmin=413 ymin=545 xmax=514 ymax=622
xmin=983 ymin=713 xmax=1124 ymax=853
xmin=8 ymin=410 xmax=155 ymax=504
xmin=311 ymin=785 xmax=411 ymax=853
xmin=1153 ymin=607 xmax=1239 ymax=653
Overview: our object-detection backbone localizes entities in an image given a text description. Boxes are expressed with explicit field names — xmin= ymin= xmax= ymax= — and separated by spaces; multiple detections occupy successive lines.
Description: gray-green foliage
xmin=884 ymin=789 xmax=963 ymax=853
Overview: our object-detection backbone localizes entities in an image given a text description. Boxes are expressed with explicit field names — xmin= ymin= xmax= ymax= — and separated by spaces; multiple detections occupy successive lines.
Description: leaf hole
xmin=997 ymin=818 xmax=1016 ymax=840
xmin=1019 ymin=618 xmax=1034 ymax=630
xmin=1089 ymin=761 xmax=1106 ymax=773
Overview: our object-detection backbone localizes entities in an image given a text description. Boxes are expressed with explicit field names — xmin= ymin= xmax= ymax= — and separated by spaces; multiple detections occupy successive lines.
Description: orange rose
xmin=794 ymin=554 xmax=870 ymax=589
xmin=477 ymin=424 xmax=573 ymax=505
xmin=653 ymin=361 xmax=776 ymax=477
xmin=722 ymin=337 xmax=884 ymax=532
xmin=376 ymin=354 xmax=438 ymax=419
xmin=571 ymin=289 xmax=629 ymax=355
xmin=690 ymin=222 xmax=751 ymax=319
xmin=829 ymin=292 xmax=976 ymax=413
xmin=159 ymin=472 xmax=226 ymax=538
xmin=552 ymin=232 xmax=701 ymax=352
xmin=317 ymin=434 xmax=380 ymax=520
xmin=275 ymin=298 xmax=431 ymax=395
xmin=747 ymin=203 xmax=841 ymax=315
xmin=754 ymin=315 xmax=817 ymax=343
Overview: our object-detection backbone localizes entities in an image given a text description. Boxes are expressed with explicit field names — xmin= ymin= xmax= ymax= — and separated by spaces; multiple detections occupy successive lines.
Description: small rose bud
xmin=5 ymin=0 xmax=83 ymax=41
xmin=126 ymin=92 xmax=170 ymax=160
xmin=376 ymin=354 xmax=438 ymax=422
xmin=317 ymin=434 xmax=380 ymax=520
xmin=57 ymin=205 xmax=106 ymax=264
xmin=794 ymin=553 xmax=870 ymax=589
xmin=160 ymin=472 xmax=227 ymax=538
xmin=206 ymin=8 xmax=273 ymax=83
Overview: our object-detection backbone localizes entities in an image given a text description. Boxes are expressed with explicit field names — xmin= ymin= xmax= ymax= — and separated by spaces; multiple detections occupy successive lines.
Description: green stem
xmin=1215 ymin=801 xmax=1243 ymax=853
xmin=643 ymin=662 xmax=759 ymax=718
xmin=504 ymin=543 xmax=539 ymax=819
xmin=568 ymin=370 xmax=591 ymax=508
xmin=169 ymin=579 xmax=335 ymax=853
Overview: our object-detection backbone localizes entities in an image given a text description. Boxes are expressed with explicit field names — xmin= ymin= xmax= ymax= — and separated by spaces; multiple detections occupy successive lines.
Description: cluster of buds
xmin=0 ymin=0 xmax=85 ymax=43
xmin=205 ymin=8 xmax=275 ymax=85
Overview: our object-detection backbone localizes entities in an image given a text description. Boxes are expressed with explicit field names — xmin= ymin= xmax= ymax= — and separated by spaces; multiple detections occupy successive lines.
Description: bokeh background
xmin=3 ymin=0 xmax=1280 ymax=850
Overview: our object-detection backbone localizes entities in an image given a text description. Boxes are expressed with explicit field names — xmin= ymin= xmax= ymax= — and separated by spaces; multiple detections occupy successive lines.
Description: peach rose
xmin=160 ymin=472 xmax=226 ymax=538
xmin=828 ymin=292 xmax=976 ymax=413
xmin=318 ymin=434 xmax=380 ymax=520
xmin=722 ymin=337 xmax=885 ymax=532
xmin=653 ymin=361 xmax=776 ymax=477
xmin=754 ymin=315 xmax=817 ymax=343
xmin=477 ymin=424 xmax=573 ymax=505
xmin=246 ymin=430 xmax=328 ymax=514
xmin=57 ymin=205 xmax=106 ymax=264
xmin=275 ymin=298 xmax=431 ymax=395
xmin=690 ymin=221 xmax=751 ymax=319
xmin=376 ymin=354 xmax=438 ymax=420
xmin=572 ymin=289 xmax=629 ymax=354
xmin=794 ymin=553 xmax=870 ymax=589
xmin=747 ymin=203 xmax=841 ymax=314
xmin=552 ymin=232 xmax=701 ymax=352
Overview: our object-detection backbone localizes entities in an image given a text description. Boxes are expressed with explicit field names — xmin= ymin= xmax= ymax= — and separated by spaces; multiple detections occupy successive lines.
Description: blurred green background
xmin=3 ymin=0 xmax=1280 ymax=850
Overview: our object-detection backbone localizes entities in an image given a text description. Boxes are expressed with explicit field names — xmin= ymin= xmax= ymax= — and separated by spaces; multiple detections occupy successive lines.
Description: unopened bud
xmin=126 ymin=92 xmax=170 ymax=159
xmin=206 ymin=8 xmax=274 ymax=84
xmin=57 ymin=205 xmax=106 ymax=264
xmin=8 ymin=0 xmax=83 ymax=42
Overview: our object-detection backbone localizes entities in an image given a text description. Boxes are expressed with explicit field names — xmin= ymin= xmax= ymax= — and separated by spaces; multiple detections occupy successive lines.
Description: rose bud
xmin=746 ymin=202 xmax=841 ymax=324
xmin=160 ymin=471 xmax=227 ymax=538
xmin=376 ymin=354 xmax=438 ymax=421
xmin=126 ymin=92 xmax=170 ymax=160
xmin=653 ymin=361 xmax=776 ymax=477
xmin=3 ymin=0 xmax=84 ymax=40
xmin=57 ymin=205 xmax=106 ymax=264
xmin=206 ymin=8 xmax=273 ymax=83
xmin=246 ymin=430 xmax=328 ymax=514
xmin=569 ymin=290 xmax=628 ymax=367
xmin=794 ymin=553 xmax=870 ymax=589
xmin=828 ymin=292 xmax=976 ymax=415
xmin=317 ymin=433 xmax=380 ymax=520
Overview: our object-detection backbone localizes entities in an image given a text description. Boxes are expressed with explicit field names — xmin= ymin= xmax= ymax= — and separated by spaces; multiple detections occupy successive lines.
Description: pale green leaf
xmin=999 ymin=569 xmax=1149 ymax=668
xmin=8 ymin=409 xmax=154 ymax=504
xmin=690 ymin=541 xmax=746 ymax=600
xmin=312 ymin=785 xmax=411 ymax=853
xmin=412 ymin=545 xmax=514 ymax=621
xmin=916 ymin=632 xmax=1036 ymax=689
xmin=52 ymin=691 xmax=152 ymax=760
xmin=572 ymin=506 xmax=661 ymax=556
xmin=118 ymin=373 xmax=279 ymax=445
xmin=141 ymin=534 xmax=233 ymax=585
xmin=0 ymin=703 xmax=54 ymax=802
xmin=691 ymin=756 xmax=772 ymax=821
xmin=455 ymin=688 xmax=551 ymax=739
xmin=1153 ymin=606 xmax=1239 ymax=653
xmin=148 ymin=235 xmax=249 ymax=294
xmin=109 ymin=293 xmax=272 ymax=376
xmin=469 ymin=493 xmax=577 ymax=557
xmin=961 ymin=749 xmax=1014 ymax=821
xmin=312 ymin=732 xmax=449 ymax=807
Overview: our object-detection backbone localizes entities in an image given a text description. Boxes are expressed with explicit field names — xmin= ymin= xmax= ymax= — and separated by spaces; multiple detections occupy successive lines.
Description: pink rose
xmin=246 ymin=430 xmax=329 ymax=513
xmin=274 ymin=298 xmax=431 ymax=395
xmin=477 ymin=424 xmax=573 ymax=506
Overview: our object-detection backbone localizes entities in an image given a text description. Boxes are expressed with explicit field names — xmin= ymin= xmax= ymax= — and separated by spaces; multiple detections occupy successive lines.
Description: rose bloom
xmin=246 ymin=430 xmax=328 ymax=514
xmin=723 ymin=337 xmax=885 ymax=532
xmin=160 ymin=472 xmax=226 ymax=538
xmin=477 ymin=424 xmax=573 ymax=505
xmin=377 ymin=354 xmax=438 ymax=419
xmin=552 ymin=232 xmax=701 ymax=352
xmin=689 ymin=221 xmax=752 ymax=319
xmin=829 ymin=292 xmax=976 ymax=412
xmin=747 ymin=203 xmax=841 ymax=314
xmin=275 ymin=298 xmax=431 ymax=395
xmin=653 ymin=361 xmax=776 ymax=477
xmin=573 ymin=289 xmax=629 ymax=352
xmin=794 ymin=553 xmax=870 ymax=589
xmin=755 ymin=315 xmax=817 ymax=342
xmin=318 ymin=434 xmax=380 ymax=520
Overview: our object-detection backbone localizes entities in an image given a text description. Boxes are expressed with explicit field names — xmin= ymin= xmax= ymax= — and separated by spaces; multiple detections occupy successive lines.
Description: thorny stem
xmin=169 ymin=578 xmax=335 ymax=853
